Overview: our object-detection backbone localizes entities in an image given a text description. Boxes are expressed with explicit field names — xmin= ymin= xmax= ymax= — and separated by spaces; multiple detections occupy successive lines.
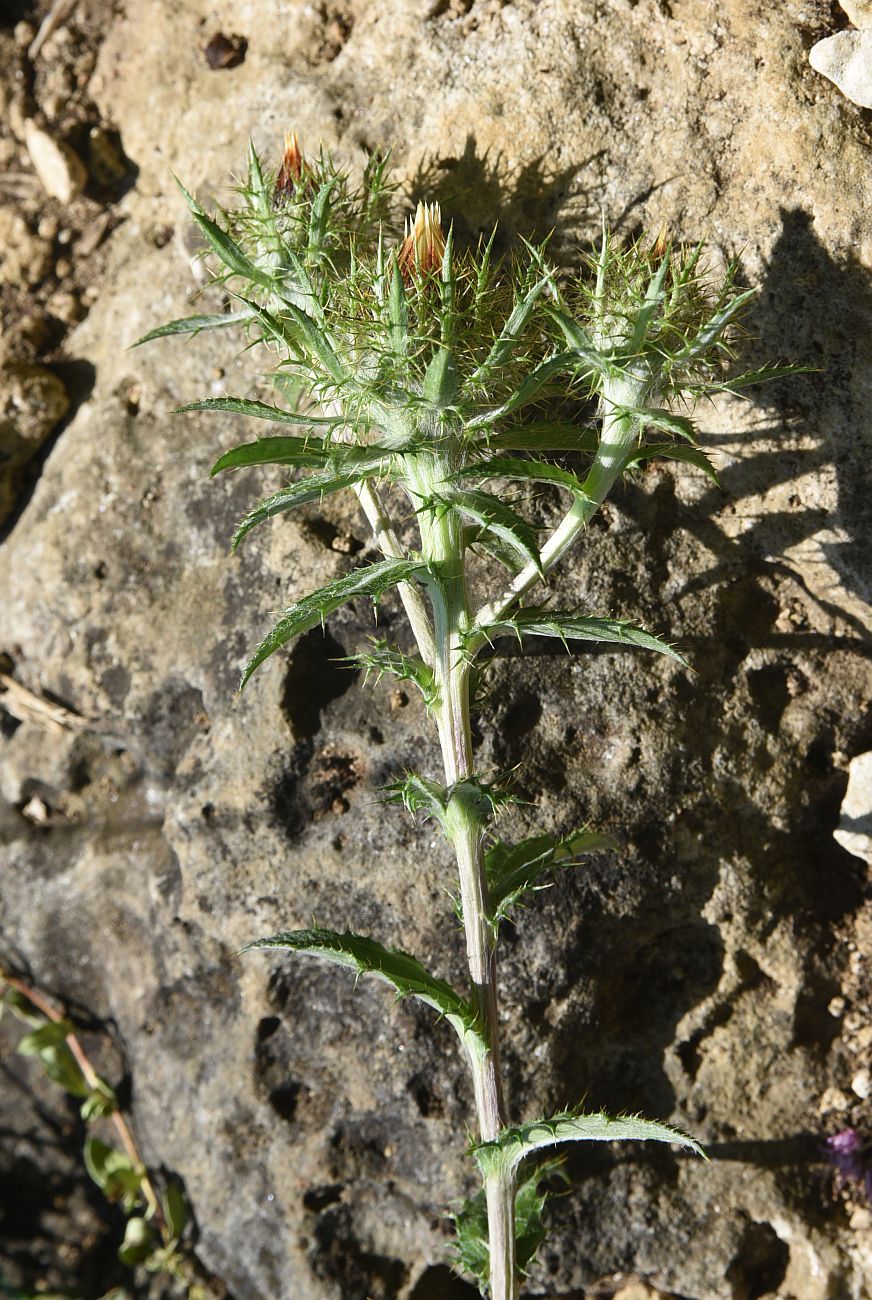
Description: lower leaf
xmin=473 ymin=1108 xmax=705 ymax=1180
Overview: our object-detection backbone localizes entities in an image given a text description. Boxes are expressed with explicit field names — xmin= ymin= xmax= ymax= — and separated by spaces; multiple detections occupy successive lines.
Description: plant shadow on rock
xmin=406 ymin=132 xmax=601 ymax=262
xmin=271 ymin=626 xmax=360 ymax=839
xmin=470 ymin=206 xmax=871 ymax=1226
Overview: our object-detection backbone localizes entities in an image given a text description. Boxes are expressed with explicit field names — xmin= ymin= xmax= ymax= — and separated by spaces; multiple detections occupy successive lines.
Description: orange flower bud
xmin=650 ymin=221 xmax=669 ymax=262
xmin=275 ymin=131 xmax=304 ymax=203
xmin=398 ymin=201 xmax=446 ymax=282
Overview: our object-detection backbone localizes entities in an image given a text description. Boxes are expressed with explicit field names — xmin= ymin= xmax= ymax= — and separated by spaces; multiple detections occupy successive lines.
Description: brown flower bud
xmin=650 ymin=221 xmax=669 ymax=262
xmin=398 ymin=201 xmax=446 ymax=282
xmin=275 ymin=131 xmax=304 ymax=204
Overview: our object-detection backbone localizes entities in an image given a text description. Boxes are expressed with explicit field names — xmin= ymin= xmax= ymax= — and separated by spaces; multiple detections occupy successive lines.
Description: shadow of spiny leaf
xmin=405 ymin=131 xmax=602 ymax=262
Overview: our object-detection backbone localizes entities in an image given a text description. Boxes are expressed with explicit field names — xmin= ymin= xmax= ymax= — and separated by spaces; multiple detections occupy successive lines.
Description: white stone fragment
xmin=834 ymin=751 xmax=872 ymax=863
xmin=809 ymin=30 xmax=872 ymax=108
xmin=851 ymin=1068 xmax=871 ymax=1099
xmin=840 ymin=0 xmax=872 ymax=29
xmin=23 ymin=119 xmax=87 ymax=203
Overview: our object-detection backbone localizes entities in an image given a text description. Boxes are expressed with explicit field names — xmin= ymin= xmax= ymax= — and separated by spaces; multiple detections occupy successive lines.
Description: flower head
xmin=275 ymin=131 xmax=305 ymax=203
xmin=398 ymin=201 xmax=446 ymax=282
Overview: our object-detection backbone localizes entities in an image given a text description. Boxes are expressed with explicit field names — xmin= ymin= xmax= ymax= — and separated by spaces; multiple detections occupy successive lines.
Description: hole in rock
xmin=409 ymin=1264 xmax=480 ymax=1299
xmin=281 ymin=629 xmax=355 ymax=739
xmin=726 ymin=1219 xmax=790 ymax=1300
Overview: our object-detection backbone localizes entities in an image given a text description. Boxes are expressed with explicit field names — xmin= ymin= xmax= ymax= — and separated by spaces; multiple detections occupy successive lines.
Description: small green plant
xmin=139 ymin=134 xmax=790 ymax=1296
xmin=1 ymin=972 xmax=211 ymax=1300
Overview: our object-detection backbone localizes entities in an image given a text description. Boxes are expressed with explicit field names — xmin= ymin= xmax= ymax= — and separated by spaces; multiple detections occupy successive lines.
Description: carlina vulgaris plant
xmin=138 ymin=133 xmax=795 ymax=1297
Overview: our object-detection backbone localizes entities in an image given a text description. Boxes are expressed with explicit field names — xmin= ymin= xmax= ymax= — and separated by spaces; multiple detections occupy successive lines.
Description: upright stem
xmin=410 ymin=454 xmax=518 ymax=1300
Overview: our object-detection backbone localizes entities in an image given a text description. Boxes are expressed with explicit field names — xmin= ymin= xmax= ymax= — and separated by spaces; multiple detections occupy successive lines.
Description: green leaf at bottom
xmin=473 ymin=1108 xmax=705 ymax=1179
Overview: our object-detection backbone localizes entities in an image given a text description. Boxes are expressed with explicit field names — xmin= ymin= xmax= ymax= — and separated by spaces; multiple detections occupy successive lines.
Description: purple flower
xmin=825 ymin=1128 xmax=872 ymax=1202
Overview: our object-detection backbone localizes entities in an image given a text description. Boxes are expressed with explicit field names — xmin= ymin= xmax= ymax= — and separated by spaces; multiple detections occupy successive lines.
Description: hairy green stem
xmin=409 ymin=452 xmax=518 ymax=1298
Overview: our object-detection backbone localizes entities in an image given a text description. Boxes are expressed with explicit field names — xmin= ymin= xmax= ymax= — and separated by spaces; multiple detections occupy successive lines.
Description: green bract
xmin=140 ymin=135 xmax=792 ymax=1299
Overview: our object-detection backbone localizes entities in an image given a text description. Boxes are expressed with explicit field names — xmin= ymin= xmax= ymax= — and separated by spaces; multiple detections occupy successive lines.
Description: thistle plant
xmin=139 ymin=135 xmax=789 ymax=1297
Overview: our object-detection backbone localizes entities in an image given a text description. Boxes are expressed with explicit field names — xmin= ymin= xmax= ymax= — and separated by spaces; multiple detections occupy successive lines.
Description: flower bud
xmin=275 ymin=131 xmax=304 ymax=204
xmin=398 ymin=201 xmax=446 ymax=282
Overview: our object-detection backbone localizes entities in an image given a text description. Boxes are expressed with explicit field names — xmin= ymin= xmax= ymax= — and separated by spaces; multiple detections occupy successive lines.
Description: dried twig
xmin=29 ymin=0 xmax=79 ymax=60
xmin=0 ymin=672 xmax=86 ymax=734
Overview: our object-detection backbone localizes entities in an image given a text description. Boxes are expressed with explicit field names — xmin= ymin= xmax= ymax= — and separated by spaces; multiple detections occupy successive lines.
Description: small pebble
xmin=21 ymin=795 xmax=49 ymax=824
xmin=819 ymin=1086 xmax=851 ymax=1113
xmin=829 ymin=995 xmax=847 ymax=1018
xmin=203 ymin=31 xmax=248 ymax=69
xmin=23 ymin=120 xmax=88 ymax=203
xmin=14 ymin=20 xmax=35 ymax=47
xmin=47 ymin=290 xmax=83 ymax=325
xmin=851 ymin=1068 xmax=871 ymax=1099
xmin=810 ymin=31 xmax=872 ymax=109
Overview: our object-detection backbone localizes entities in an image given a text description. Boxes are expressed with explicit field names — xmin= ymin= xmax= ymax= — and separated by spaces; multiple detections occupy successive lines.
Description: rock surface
xmin=835 ymin=752 xmax=872 ymax=864
xmin=1 ymin=1 xmax=871 ymax=1299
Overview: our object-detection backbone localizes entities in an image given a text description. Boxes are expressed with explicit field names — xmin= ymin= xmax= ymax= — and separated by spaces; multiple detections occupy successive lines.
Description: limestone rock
xmin=834 ymin=752 xmax=872 ymax=863
xmin=23 ymin=119 xmax=88 ymax=203
xmin=809 ymin=30 xmax=872 ymax=108
xmin=840 ymin=0 xmax=872 ymax=28
xmin=0 ymin=208 xmax=53 ymax=290
xmin=0 ymin=363 xmax=69 ymax=523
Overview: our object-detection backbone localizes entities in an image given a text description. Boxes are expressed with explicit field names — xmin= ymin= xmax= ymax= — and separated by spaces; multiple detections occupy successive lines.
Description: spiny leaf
xmin=475 ymin=608 xmax=687 ymax=665
xmin=628 ymin=442 xmax=719 ymax=482
xmin=240 ymin=558 xmax=423 ymax=689
xmin=178 ymin=396 xmax=346 ymax=430
xmin=457 ymin=456 xmax=591 ymax=499
xmin=242 ymin=927 xmax=484 ymax=1052
xmin=485 ymin=421 xmax=598 ymax=454
xmin=210 ymin=436 xmax=329 ymax=475
xmin=706 ymin=362 xmax=811 ymax=393
xmin=543 ymin=306 xmax=610 ymax=378
xmin=449 ymin=489 xmax=541 ymax=574
xmin=473 ymin=1108 xmax=705 ymax=1178
xmin=352 ymin=640 xmax=438 ymax=708
xmin=486 ymin=829 xmax=616 ymax=929
xmin=423 ymin=347 xmax=460 ymax=409
xmin=628 ymin=253 xmax=671 ymax=353
xmin=132 ymin=309 xmax=255 ymax=347
xmin=470 ymin=270 xmax=553 ymax=384
xmin=384 ymin=773 xmax=514 ymax=832
xmin=466 ymin=351 xmax=578 ymax=429
xmin=231 ymin=455 xmax=388 ymax=550
xmin=308 ymin=178 xmax=338 ymax=260
xmin=387 ymin=257 xmax=408 ymax=359
xmin=280 ymin=299 xmax=347 ymax=382
xmin=671 ymin=287 xmax=757 ymax=366
xmin=174 ymin=177 xmax=272 ymax=288
xmin=383 ymin=771 xmax=450 ymax=822
xmin=451 ymin=1158 xmax=568 ymax=1286
xmin=617 ymin=406 xmax=698 ymax=443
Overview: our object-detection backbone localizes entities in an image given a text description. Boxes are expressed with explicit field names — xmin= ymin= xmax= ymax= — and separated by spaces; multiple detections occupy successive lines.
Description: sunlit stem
xmin=405 ymin=450 xmax=518 ymax=1300
xmin=470 ymin=375 xmax=650 ymax=650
